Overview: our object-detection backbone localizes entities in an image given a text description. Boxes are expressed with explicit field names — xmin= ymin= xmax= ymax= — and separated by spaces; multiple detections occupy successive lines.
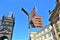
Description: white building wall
xmin=30 ymin=25 xmax=55 ymax=40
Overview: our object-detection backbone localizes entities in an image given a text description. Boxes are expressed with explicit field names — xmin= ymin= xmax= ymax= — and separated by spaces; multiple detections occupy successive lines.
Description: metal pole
xmin=21 ymin=8 xmax=31 ymax=40
xmin=21 ymin=8 xmax=29 ymax=16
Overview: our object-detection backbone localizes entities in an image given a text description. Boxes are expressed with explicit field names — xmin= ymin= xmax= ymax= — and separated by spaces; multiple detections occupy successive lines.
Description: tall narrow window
xmin=48 ymin=33 xmax=51 ymax=37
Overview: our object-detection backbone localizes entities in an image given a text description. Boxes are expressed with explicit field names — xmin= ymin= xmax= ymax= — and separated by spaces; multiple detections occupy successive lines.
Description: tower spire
xmin=8 ymin=10 xmax=13 ymax=18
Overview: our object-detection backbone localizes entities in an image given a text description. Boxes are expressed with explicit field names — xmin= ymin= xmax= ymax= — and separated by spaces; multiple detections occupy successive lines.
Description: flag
xmin=29 ymin=6 xmax=36 ymax=22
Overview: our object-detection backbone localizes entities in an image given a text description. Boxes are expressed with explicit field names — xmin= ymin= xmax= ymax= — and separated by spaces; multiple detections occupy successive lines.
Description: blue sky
xmin=0 ymin=0 xmax=56 ymax=40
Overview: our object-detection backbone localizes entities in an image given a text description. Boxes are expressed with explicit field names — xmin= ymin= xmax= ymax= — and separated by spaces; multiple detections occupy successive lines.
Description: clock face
xmin=0 ymin=26 xmax=4 ymax=31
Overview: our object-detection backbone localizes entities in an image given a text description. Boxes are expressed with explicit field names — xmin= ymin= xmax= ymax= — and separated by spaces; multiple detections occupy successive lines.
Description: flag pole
xmin=21 ymin=8 xmax=31 ymax=40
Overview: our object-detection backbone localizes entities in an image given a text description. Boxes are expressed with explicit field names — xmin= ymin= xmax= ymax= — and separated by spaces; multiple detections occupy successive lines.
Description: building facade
xmin=30 ymin=32 xmax=37 ymax=40
xmin=38 ymin=25 xmax=56 ymax=40
xmin=0 ymin=12 xmax=15 ymax=40
xmin=49 ymin=0 xmax=60 ymax=40
xmin=30 ymin=0 xmax=60 ymax=40
xmin=30 ymin=25 xmax=56 ymax=40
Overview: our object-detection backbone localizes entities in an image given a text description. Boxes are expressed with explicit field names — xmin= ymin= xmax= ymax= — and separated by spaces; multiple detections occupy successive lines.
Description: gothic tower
xmin=0 ymin=12 xmax=15 ymax=40
xmin=49 ymin=0 xmax=60 ymax=40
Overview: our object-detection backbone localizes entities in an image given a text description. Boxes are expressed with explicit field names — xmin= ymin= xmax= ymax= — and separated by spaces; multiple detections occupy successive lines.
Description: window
xmin=3 ymin=21 xmax=6 ymax=26
xmin=49 ymin=26 xmax=52 ymax=29
xmin=45 ymin=29 xmax=47 ymax=32
xmin=9 ymin=22 xmax=13 ymax=26
xmin=54 ymin=37 xmax=57 ymax=40
xmin=8 ymin=27 xmax=12 ymax=32
xmin=59 ymin=34 xmax=60 ymax=37
xmin=4 ymin=21 xmax=13 ymax=27
xmin=48 ymin=27 xmax=50 ymax=31
xmin=56 ymin=28 xmax=60 ymax=32
xmin=44 ymin=35 xmax=46 ymax=39
xmin=58 ymin=8 xmax=60 ymax=11
xmin=31 ymin=34 xmax=33 ymax=37
xmin=53 ymin=31 xmax=55 ymax=35
xmin=48 ymin=33 xmax=51 ymax=37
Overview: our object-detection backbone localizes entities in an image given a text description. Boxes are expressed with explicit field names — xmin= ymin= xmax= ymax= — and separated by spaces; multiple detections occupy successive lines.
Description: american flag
xmin=30 ymin=6 xmax=36 ymax=17
xmin=29 ymin=6 xmax=36 ymax=22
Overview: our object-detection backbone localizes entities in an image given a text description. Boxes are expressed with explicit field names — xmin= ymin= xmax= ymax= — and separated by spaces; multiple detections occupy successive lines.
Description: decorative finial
xmin=56 ymin=0 xmax=59 ymax=2
xmin=49 ymin=10 xmax=50 ymax=14
xmin=49 ymin=10 xmax=50 ymax=12
xmin=56 ymin=0 xmax=60 ymax=4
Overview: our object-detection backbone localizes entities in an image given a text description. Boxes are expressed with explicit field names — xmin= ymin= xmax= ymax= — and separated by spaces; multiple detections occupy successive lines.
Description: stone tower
xmin=49 ymin=0 xmax=60 ymax=40
xmin=0 ymin=12 xmax=15 ymax=40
